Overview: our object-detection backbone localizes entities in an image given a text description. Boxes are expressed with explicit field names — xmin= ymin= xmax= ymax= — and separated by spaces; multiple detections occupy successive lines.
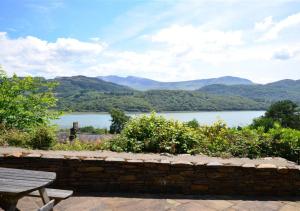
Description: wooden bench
xmin=29 ymin=188 xmax=73 ymax=205
xmin=37 ymin=200 xmax=55 ymax=211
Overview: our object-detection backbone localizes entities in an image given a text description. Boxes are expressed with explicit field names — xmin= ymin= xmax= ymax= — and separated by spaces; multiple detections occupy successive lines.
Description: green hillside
xmin=53 ymin=75 xmax=134 ymax=97
xmin=52 ymin=76 xmax=299 ymax=112
xmin=199 ymin=79 xmax=300 ymax=104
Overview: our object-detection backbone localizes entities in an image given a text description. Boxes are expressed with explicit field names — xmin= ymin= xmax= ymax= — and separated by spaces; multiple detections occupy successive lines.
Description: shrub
xmin=0 ymin=127 xmax=30 ymax=147
xmin=185 ymin=119 xmax=200 ymax=129
xmin=52 ymin=140 xmax=104 ymax=151
xmin=109 ymin=108 xmax=130 ymax=134
xmin=105 ymin=113 xmax=300 ymax=162
xmin=5 ymin=129 xmax=30 ymax=147
xmin=109 ymin=113 xmax=200 ymax=154
xmin=27 ymin=126 xmax=58 ymax=149
xmin=80 ymin=126 xmax=108 ymax=134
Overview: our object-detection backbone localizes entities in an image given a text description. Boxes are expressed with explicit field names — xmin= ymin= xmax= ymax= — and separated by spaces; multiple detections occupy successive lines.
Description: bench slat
xmin=29 ymin=188 xmax=73 ymax=199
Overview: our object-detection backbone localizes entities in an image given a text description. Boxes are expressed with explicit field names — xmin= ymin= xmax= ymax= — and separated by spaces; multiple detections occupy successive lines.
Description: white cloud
xmin=259 ymin=12 xmax=300 ymax=41
xmin=0 ymin=32 xmax=106 ymax=77
xmin=254 ymin=16 xmax=274 ymax=31
xmin=151 ymin=25 xmax=243 ymax=52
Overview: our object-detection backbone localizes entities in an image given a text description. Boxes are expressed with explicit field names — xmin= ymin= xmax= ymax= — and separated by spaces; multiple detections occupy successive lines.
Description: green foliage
xmin=54 ymin=76 xmax=267 ymax=112
xmin=250 ymin=116 xmax=277 ymax=132
xmin=27 ymin=126 xmax=58 ymax=149
xmin=80 ymin=126 xmax=108 ymax=134
xmin=251 ymin=100 xmax=300 ymax=131
xmin=0 ymin=73 xmax=60 ymax=130
xmin=185 ymin=119 xmax=200 ymax=129
xmin=108 ymin=113 xmax=200 ymax=153
xmin=52 ymin=140 xmax=104 ymax=151
xmin=105 ymin=113 xmax=300 ymax=162
xmin=2 ymin=128 xmax=30 ymax=147
xmin=199 ymin=80 xmax=300 ymax=105
xmin=109 ymin=108 xmax=130 ymax=134
xmin=265 ymin=100 xmax=300 ymax=129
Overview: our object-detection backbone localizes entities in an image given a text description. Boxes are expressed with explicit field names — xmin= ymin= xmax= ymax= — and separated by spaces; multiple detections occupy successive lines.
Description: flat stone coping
xmin=0 ymin=147 xmax=299 ymax=170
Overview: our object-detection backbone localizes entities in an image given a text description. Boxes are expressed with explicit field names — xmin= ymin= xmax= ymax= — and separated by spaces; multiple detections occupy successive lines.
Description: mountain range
xmin=98 ymin=75 xmax=253 ymax=90
xmin=52 ymin=75 xmax=300 ymax=112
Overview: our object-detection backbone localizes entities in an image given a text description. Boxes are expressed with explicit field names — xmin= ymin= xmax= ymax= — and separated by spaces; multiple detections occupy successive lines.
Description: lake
xmin=53 ymin=111 xmax=265 ymax=129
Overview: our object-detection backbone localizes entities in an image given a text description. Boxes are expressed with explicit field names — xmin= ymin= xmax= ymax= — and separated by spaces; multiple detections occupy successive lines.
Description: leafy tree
xmin=265 ymin=100 xmax=300 ymax=129
xmin=250 ymin=116 xmax=277 ymax=132
xmin=186 ymin=118 xmax=200 ymax=129
xmin=0 ymin=72 xmax=60 ymax=130
xmin=251 ymin=100 xmax=300 ymax=130
xmin=109 ymin=108 xmax=130 ymax=134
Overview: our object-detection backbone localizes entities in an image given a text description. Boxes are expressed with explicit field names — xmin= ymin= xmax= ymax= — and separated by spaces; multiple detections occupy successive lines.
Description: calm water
xmin=53 ymin=111 xmax=265 ymax=129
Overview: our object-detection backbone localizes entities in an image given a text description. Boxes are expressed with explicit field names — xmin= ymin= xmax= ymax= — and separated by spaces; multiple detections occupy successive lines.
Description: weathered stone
xmin=25 ymin=153 xmax=41 ymax=158
xmin=41 ymin=154 xmax=65 ymax=159
xmin=119 ymin=175 xmax=136 ymax=181
xmin=160 ymin=160 xmax=170 ymax=164
xmin=242 ymin=163 xmax=256 ymax=168
xmin=66 ymin=156 xmax=80 ymax=160
xmin=257 ymin=164 xmax=277 ymax=169
xmin=193 ymin=161 xmax=207 ymax=166
xmin=144 ymin=159 xmax=160 ymax=163
xmin=277 ymin=166 xmax=289 ymax=174
xmin=127 ymin=159 xmax=143 ymax=163
xmin=207 ymin=161 xmax=222 ymax=166
xmin=78 ymin=166 xmax=104 ymax=172
xmin=171 ymin=161 xmax=192 ymax=166
xmin=190 ymin=184 xmax=209 ymax=191
xmin=105 ymin=157 xmax=125 ymax=162
xmin=6 ymin=152 xmax=23 ymax=158
xmin=0 ymin=148 xmax=299 ymax=196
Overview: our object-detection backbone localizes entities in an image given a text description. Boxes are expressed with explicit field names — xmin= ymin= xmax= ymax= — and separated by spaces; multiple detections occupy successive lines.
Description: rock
xmin=105 ymin=157 xmax=125 ymax=162
xmin=257 ymin=164 xmax=277 ymax=169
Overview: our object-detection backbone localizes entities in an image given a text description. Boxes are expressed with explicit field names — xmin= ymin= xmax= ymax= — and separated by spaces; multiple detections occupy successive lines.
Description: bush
xmin=27 ymin=126 xmax=58 ymax=149
xmin=108 ymin=113 xmax=200 ymax=154
xmin=80 ymin=126 xmax=108 ymax=134
xmin=52 ymin=140 xmax=104 ymax=151
xmin=105 ymin=113 xmax=300 ymax=162
xmin=2 ymin=128 xmax=30 ymax=147
xmin=109 ymin=108 xmax=130 ymax=134
xmin=185 ymin=119 xmax=200 ymax=129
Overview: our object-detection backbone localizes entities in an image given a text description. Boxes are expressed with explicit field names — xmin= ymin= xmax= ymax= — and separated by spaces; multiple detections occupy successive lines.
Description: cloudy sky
xmin=0 ymin=0 xmax=300 ymax=83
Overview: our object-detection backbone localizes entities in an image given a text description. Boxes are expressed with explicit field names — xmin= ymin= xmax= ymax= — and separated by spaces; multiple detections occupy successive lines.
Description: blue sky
xmin=1 ymin=0 xmax=300 ymax=83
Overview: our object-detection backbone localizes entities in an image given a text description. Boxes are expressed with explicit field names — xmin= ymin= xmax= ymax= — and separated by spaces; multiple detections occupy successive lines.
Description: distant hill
xmin=57 ymin=89 xmax=266 ymax=112
xmin=49 ymin=75 xmax=299 ymax=112
xmin=52 ymin=75 xmax=134 ymax=97
xmin=98 ymin=75 xmax=253 ymax=90
xmin=199 ymin=79 xmax=300 ymax=104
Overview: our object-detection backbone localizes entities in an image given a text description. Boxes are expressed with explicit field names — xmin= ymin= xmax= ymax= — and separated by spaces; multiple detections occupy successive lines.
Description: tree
xmin=251 ymin=100 xmax=300 ymax=130
xmin=186 ymin=118 xmax=200 ymax=129
xmin=265 ymin=100 xmax=300 ymax=129
xmin=0 ymin=72 xmax=60 ymax=130
xmin=109 ymin=108 xmax=130 ymax=134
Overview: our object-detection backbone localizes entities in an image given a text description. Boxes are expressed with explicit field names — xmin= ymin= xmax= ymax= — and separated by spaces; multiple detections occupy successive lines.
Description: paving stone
xmin=173 ymin=201 xmax=216 ymax=211
xmin=196 ymin=200 xmax=234 ymax=210
xmin=13 ymin=196 xmax=300 ymax=211
xmin=279 ymin=204 xmax=300 ymax=211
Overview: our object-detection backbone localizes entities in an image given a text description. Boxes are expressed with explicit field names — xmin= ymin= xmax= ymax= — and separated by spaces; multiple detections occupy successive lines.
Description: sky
xmin=1 ymin=0 xmax=300 ymax=83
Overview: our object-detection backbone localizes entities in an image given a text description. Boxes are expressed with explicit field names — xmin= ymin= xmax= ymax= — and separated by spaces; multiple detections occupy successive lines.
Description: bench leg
xmin=38 ymin=188 xmax=52 ymax=211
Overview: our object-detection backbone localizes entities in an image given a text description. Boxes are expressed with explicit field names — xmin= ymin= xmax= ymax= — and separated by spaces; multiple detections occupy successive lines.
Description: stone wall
xmin=0 ymin=150 xmax=300 ymax=196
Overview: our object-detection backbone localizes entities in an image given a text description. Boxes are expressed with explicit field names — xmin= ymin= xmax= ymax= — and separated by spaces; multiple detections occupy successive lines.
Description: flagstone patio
xmin=12 ymin=194 xmax=300 ymax=211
